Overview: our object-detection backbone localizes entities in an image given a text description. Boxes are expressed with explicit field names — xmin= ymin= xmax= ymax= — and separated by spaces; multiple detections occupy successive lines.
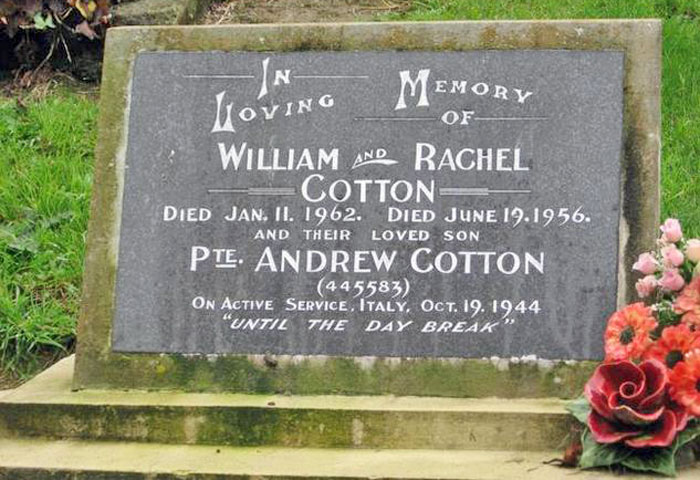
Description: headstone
xmin=74 ymin=21 xmax=661 ymax=396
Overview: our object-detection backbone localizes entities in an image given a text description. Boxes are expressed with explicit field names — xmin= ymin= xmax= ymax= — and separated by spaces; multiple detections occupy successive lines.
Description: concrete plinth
xmin=1 ymin=357 xmax=697 ymax=478
xmin=0 ymin=357 xmax=573 ymax=451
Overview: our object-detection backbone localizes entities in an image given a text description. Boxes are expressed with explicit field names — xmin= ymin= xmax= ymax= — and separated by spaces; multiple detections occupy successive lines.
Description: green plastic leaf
xmin=621 ymin=447 xmax=676 ymax=477
xmin=566 ymin=396 xmax=591 ymax=425
xmin=579 ymin=429 xmax=631 ymax=469
xmin=675 ymin=421 xmax=700 ymax=450
xmin=578 ymin=421 xmax=700 ymax=476
xmin=675 ymin=443 xmax=697 ymax=470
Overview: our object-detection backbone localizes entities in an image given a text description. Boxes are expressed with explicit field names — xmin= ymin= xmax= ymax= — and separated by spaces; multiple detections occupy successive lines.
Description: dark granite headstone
xmin=111 ymin=50 xmax=623 ymax=360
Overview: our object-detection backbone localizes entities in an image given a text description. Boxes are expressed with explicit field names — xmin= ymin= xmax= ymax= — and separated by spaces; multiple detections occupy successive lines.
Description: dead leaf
xmin=74 ymin=19 xmax=96 ymax=39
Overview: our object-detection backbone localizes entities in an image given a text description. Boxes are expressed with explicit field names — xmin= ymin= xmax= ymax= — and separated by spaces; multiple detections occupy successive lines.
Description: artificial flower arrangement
xmin=566 ymin=219 xmax=700 ymax=476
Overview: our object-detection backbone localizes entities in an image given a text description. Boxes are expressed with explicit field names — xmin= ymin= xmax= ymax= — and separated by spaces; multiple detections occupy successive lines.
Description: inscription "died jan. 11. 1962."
xmin=112 ymin=50 xmax=624 ymax=360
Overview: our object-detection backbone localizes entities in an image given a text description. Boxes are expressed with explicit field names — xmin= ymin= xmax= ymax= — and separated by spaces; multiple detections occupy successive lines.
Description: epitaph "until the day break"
xmin=74 ymin=21 xmax=661 ymax=395
xmin=112 ymin=50 xmax=623 ymax=360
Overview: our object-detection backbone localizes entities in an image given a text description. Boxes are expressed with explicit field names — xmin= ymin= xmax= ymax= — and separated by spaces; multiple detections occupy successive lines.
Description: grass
xmin=390 ymin=0 xmax=700 ymax=238
xmin=392 ymin=0 xmax=700 ymax=20
xmin=0 ymin=87 xmax=96 ymax=380
xmin=1 ymin=0 xmax=699 ymax=379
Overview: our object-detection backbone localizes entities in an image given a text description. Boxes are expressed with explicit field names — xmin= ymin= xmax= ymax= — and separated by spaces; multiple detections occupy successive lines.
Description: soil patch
xmin=204 ymin=0 xmax=411 ymax=24
xmin=0 ymin=350 xmax=73 ymax=390
xmin=0 ymin=68 xmax=99 ymax=99
xmin=0 ymin=373 xmax=21 ymax=390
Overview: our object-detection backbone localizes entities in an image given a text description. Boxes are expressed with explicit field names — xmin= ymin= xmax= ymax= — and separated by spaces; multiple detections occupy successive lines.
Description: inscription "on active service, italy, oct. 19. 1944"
xmin=112 ymin=50 xmax=624 ymax=360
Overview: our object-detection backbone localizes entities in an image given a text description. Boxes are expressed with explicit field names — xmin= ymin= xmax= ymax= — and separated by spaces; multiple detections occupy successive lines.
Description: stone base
xmin=0 ymin=357 xmax=572 ymax=451
xmin=1 ymin=357 xmax=698 ymax=479
xmin=0 ymin=439 xmax=698 ymax=480
xmin=0 ymin=439 xmax=643 ymax=479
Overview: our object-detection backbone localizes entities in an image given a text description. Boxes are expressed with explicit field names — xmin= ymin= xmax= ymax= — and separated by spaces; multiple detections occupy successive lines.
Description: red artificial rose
xmin=584 ymin=359 xmax=688 ymax=448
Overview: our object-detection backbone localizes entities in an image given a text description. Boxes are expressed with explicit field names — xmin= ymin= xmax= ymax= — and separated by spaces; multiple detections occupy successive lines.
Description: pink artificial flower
xmin=661 ymin=245 xmax=684 ymax=268
xmin=686 ymin=239 xmax=700 ymax=263
xmin=659 ymin=269 xmax=685 ymax=292
xmin=632 ymin=252 xmax=659 ymax=275
xmin=660 ymin=218 xmax=683 ymax=243
xmin=635 ymin=275 xmax=658 ymax=298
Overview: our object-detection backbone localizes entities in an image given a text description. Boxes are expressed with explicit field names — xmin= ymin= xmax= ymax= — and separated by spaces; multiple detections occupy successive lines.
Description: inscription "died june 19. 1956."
xmin=112 ymin=50 xmax=624 ymax=360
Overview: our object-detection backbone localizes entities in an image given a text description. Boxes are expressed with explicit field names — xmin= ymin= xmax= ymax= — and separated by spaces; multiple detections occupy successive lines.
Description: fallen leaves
xmin=0 ymin=0 xmax=110 ymax=39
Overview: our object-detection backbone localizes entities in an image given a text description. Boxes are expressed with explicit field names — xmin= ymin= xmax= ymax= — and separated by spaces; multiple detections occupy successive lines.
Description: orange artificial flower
xmin=669 ymin=349 xmax=700 ymax=417
xmin=604 ymin=303 xmax=657 ymax=362
xmin=644 ymin=324 xmax=700 ymax=369
xmin=674 ymin=277 xmax=700 ymax=328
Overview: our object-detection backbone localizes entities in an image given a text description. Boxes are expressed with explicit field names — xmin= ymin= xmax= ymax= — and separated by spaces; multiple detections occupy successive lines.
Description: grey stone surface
xmin=112 ymin=50 xmax=623 ymax=360
xmin=72 ymin=20 xmax=660 ymax=393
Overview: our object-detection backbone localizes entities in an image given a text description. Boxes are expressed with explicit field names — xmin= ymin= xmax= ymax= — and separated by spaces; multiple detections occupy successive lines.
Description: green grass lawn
xmin=0 ymin=0 xmax=699 ymax=378
xmin=0 ymin=89 xmax=96 ymax=379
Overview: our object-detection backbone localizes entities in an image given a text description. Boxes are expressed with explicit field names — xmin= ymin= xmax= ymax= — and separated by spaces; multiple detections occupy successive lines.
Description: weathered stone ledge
xmin=0 ymin=438 xmax=698 ymax=480
xmin=1 ymin=357 xmax=574 ymax=451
